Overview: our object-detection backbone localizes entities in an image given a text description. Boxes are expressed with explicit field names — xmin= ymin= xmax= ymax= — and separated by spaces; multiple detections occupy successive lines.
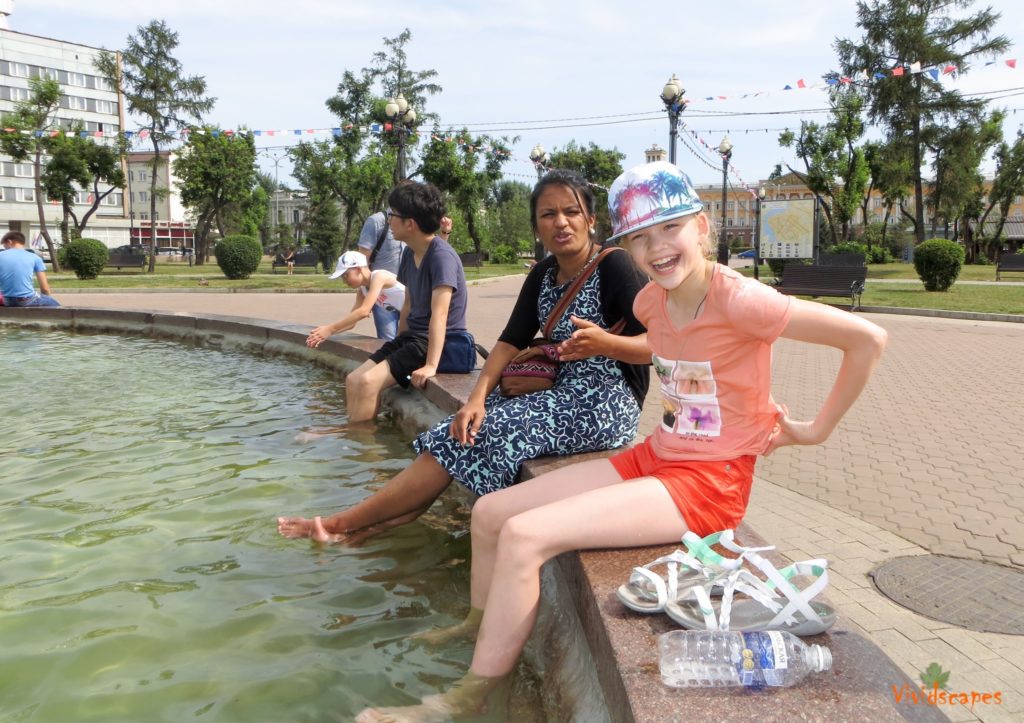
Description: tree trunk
xmin=33 ymin=147 xmax=60 ymax=272
xmin=464 ymin=209 xmax=482 ymax=255
xmin=912 ymin=105 xmax=925 ymax=244
xmin=148 ymin=136 xmax=160 ymax=273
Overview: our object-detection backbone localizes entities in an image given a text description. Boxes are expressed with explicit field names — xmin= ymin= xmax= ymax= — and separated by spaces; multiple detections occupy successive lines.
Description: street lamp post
xmin=660 ymin=74 xmax=685 ymax=165
xmin=529 ymin=144 xmax=551 ymax=261
xmin=753 ymin=186 xmax=766 ymax=281
xmin=717 ymin=135 xmax=733 ymax=266
xmin=385 ymin=94 xmax=417 ymax=184
xmin=129 ymin=210 xmax=135 ymax=246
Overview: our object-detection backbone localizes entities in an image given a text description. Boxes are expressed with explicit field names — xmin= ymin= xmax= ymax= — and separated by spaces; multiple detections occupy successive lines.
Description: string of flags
xmin=688 ymin=56 xmax=1018 ymax=103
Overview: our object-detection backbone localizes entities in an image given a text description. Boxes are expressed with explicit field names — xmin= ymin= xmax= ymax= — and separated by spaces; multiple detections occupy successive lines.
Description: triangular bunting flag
xmin=797 ymin=79 xmax=806 ymax=88
xmin=892 ymin=66 xmax=905 ymax=76
xmin=910 ymin=61 xmax=922 ymax=73
xmin=1007 ymin=59 xmax=1017 ymax=68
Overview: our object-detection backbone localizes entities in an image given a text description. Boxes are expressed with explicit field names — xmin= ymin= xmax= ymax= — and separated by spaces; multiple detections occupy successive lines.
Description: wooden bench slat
xmin=774 ymin=264 xmax=866 ymax=310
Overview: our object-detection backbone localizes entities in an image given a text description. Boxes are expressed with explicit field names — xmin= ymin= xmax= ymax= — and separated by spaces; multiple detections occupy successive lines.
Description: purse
xmin=499 ymin=247 xmax=625 ymax=397
xmin=438 ymin=330 xmax=479 ymax=374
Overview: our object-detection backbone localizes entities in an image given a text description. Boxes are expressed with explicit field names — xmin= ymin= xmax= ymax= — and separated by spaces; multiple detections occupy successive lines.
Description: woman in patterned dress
xmin=277 ymin=170 xmax=650 ymax=543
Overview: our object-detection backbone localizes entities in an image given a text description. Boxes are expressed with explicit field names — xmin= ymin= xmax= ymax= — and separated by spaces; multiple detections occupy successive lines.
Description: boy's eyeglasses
xmin=386 ymin=210 xmax=408 ymax=220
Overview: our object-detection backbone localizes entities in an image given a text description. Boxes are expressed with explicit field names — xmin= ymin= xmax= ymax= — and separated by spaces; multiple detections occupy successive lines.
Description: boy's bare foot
xmin=276 ymin=515 xmax=344 ymax=543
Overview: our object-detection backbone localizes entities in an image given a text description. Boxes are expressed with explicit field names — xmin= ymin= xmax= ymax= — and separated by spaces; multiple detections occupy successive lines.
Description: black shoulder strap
xmin=368 ymin=216 xmax=389 ymax=266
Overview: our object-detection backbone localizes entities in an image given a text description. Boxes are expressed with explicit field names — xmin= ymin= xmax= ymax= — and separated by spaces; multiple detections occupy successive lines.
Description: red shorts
xmin=609 ymin=437 xmax=756 ymax=537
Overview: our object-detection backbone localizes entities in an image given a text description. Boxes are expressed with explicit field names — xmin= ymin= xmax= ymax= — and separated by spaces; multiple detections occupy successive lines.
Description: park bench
xmin=272 ymin=249 xmax=319 ymax=273
xmin=995 ymin=253 xmax=1024 ymax=281
xmin=104 ymin=253 xmax=146 ymax=270
xmin=819 ymin=252 xmax=865 ymax=266
xmin=774 ymin=263 xmax=867 ymax=310
xmin=458 ymin=251 xmax=483 ymax=269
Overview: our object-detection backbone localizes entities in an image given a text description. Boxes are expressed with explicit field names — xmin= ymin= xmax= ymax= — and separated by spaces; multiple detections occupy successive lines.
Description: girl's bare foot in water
xmin=355 ymin=672 xmax=502 ymax=723
xmin=276 ymin=515 xmax=344 ymax=543
xmin=410 ymin=608 xmax=483 ymax=647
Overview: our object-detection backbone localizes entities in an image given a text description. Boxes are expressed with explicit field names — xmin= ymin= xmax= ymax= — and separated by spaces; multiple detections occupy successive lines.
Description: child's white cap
xmin=329 ymin=251 xmax=368 ymax=279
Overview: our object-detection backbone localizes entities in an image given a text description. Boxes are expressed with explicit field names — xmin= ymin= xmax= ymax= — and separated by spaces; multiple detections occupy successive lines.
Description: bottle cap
xmin=810 ymin=645 xmax=833 ymax=672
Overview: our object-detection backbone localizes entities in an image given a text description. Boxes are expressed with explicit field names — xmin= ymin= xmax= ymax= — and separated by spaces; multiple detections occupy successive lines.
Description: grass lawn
xmin=49 ymin=259 xmax=528 ymax=291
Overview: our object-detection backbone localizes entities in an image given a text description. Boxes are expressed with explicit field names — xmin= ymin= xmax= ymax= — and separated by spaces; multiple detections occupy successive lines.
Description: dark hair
xmin=387 ymin=181 xmax=446 ymax=235
xmin=529 ymin=169 xmax=597 ymax=232
xmin=2 ymin=230 xmax=25 ymax=245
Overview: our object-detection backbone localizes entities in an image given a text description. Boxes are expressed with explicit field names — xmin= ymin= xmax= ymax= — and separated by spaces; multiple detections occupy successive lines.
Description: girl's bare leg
xmin=277 ymin=454 xmax=452 ymax=540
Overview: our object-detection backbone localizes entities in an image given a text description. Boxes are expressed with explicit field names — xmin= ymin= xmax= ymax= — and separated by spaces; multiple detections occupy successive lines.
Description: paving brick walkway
xmin=62 ymin=279 xmax=1024 ymax=721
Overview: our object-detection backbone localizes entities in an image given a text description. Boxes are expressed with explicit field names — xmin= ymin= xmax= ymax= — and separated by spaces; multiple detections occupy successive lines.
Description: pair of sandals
xmin=616 ymin=529 xmax=836 ymax=637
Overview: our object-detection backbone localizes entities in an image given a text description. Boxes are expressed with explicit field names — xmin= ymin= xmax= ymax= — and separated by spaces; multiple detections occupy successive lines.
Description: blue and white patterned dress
xmin=413 ymin=264 xmax=641 ymax=496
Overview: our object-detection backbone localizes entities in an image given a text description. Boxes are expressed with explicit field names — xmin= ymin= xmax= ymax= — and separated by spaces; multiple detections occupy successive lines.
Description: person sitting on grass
xmin=308 ymin=250 xmax=406 ymax=344
xmin=343 ymin=181 xmax=469 ymax=424
xmin=353 ymin=161 xmax=888 ymax=722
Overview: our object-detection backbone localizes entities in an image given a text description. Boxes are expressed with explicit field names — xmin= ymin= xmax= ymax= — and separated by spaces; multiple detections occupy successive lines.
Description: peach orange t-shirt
xmin=634 ymin=264 xmax=793 ymax=462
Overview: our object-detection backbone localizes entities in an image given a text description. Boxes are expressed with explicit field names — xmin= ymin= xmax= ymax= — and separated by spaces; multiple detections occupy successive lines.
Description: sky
xmin=10 ymin=0 xmax=1024 ymax=192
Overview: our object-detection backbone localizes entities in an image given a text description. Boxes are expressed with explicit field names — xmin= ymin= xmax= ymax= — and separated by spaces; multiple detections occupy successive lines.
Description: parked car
xmin=30 ymin=248 xmax=52 ymax=263
xmin=111 ymin=245 xmax=148 ymax=256
xmin=156 ymin=246 xmax=182 ymax=256
xmin=737 ymin=249 xmax=757 ymax=259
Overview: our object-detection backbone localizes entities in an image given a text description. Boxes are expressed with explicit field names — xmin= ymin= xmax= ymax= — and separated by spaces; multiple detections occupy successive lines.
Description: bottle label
xmin=737 ymin=631 xmax=788 ymax=688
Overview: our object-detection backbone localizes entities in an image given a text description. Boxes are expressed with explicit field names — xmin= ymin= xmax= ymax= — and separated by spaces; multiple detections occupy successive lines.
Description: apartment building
xmin=126 ymin=150 xmax=194 ymax=249
xmin=0 ymin=9 xmax=128 ymax=248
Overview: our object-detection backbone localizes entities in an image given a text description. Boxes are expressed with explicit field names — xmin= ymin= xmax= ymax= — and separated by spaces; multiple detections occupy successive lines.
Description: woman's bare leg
xmin=277 ymin=453 xmax=452 ymax=540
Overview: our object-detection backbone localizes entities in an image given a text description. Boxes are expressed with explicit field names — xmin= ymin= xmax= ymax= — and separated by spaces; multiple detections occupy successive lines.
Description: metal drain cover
xmin=870 ymin=555 xmax=1024 ymax=635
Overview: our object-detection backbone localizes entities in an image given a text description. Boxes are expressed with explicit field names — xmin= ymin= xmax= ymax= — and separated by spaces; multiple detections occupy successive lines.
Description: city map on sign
xmin=759 ymin=199 xmax=816 ymax=259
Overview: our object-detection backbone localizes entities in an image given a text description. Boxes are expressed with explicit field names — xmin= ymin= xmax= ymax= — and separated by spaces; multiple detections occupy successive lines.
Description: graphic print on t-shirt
xmin=653 ymin=354 xmax=722 ymax=437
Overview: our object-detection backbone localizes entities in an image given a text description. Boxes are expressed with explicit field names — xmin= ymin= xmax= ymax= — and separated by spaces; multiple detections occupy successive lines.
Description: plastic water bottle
xmin=658 ymin=630 xmax=832 ymax=689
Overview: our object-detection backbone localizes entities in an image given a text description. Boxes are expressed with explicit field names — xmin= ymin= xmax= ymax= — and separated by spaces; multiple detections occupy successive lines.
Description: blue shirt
xmin=397 ymin=237 xmax=468 ymax=335
xmin=0 ymin=248 xmax=44 ymax=298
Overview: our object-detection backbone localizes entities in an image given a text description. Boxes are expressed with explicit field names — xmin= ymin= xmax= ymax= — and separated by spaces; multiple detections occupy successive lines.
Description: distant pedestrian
xmin=357 ymin=211 xmax=408 ymax=336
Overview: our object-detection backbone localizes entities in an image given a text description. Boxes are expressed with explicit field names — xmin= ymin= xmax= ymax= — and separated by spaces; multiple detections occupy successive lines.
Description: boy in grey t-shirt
xmin=345 ymin=182 xmax=468 ymax=423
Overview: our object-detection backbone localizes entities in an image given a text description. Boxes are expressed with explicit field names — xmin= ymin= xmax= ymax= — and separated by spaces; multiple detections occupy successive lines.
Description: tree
xmin=980 ymin=129 xmax=1024 ymax=255
xmin=97 ymin=20 xmax=215 ymax=272
xmin=0 ymin=77 xmax=62 ymax=269
xmin=419 ymin=129 xmax=513 ymax=254
xmin=305 ymin=196 xmax=343 ymax=271
xmin=546 ymin=141 xmax=625 ymax=240
xmin=173 ymin=128 xmax=258 ymax=264
xmin=780 ymin=87 xmax=870 ymax=245
xmin=484 ymin=180 xmax=534 ymax=262
xmin=835 ymin=0 xmax=1010 ymax=243
xmin=42 ymin=130 xmax=126 ymax=244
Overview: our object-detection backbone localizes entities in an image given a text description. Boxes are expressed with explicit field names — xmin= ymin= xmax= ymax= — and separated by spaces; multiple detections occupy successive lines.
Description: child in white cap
xmin=355 ymin=161 xmax=889 ymax=721
xmin=307 ymin=250 xmax=405 ymax=344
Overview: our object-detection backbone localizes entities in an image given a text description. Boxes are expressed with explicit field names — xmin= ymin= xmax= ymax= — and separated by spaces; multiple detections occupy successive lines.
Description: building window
xmin=137 ymin=170 xmax=148 ymax=181
xmin=138 ymin=191 xmax=148 ymax=202
xmin=17 ymin=188 xmax=35 ymax=202
xmin=14 ymin=163 xmax=33 ymax=178
xmin=0 ymin=187 xmax=5 ymax=201
xmin=10 ymin=62 xmax=30 ymax=77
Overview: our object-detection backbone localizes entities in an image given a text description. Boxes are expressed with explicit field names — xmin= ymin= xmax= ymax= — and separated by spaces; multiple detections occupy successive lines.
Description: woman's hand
xmin=556 ymin=316 xmax=607 ymax=360
xmin=450 ymin=398 xmax=486 ymax=445
xmin=306 ymin=325 xmax=332 ymax=348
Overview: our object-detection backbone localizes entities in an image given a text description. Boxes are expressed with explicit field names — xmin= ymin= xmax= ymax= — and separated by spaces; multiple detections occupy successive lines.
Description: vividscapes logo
xmin=892 ymin=663 xmax=1003 ymax=708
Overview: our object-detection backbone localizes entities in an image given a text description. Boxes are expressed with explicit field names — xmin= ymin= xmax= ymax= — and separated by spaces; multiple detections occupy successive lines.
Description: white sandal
xmin=616 ymin=530 xmax=774 ymax=614
xmin=664 ymin=554 xmax=837 ymax=636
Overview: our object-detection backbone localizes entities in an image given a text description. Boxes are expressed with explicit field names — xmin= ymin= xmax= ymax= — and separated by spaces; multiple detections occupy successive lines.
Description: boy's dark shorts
xmin=368 ymin=332 xmax=429 ymax=388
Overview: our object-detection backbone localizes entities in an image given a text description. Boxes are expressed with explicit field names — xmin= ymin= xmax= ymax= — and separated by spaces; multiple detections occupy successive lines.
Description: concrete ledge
xmin=0 ymin=305 xmax=937 ymax=721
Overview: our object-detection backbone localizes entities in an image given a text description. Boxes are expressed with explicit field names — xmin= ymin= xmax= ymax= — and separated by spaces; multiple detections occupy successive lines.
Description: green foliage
xmin=547 ymin=141 xmax=626 ymax=240
xmin=62 ymin=238 xmax=109 ymax=280
xmin=43 ymin=128 xmax=126 ymax=242
xmin=174 ymin=128 xmax=258 ymax=262
xmin=489 ymin=244 xmax=519 ymax=264
xmin=779 ymin=86 xmax=868 ymax=244
xmin=970 ymin=253 xmax=992 ymax=265
xmin=835 ymin=0 xmax=1010 ymax=243
xmin=483 ymin=180 xmax=532 ymax=260
xmin=305 ymin=197 xmax=342 ymax=271
xmin=214 ymin=234 xmax=262 ymax=279
xmin=914 ymin=238 xmax=965 ymax=291
xmin=829 ymin=241 xmax=867 ymax=255
xmin=419 ymin=127 xmax=513 ymax=254
xmin=867 ymin=246 xmax=894 ymax=264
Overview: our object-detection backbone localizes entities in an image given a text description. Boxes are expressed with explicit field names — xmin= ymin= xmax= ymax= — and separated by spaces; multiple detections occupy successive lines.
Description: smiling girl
xmin=356 ymin=161 xmax=888 ymax=722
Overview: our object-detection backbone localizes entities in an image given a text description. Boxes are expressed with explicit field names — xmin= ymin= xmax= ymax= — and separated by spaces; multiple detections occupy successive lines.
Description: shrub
xmin=913 ymin=238 xmax=965 ymax=291
xmin=767 ymin=257 xmax=809 ymax=278
xmin=828 ymin=241 xmax=867 ymax=256
xmin=62 ymin=238 xmax=109 ymax=279
xmin=214 ymin=234 xmax=262 ymax=279
xmin=489 ymin=243 xmax=518 ymax=264
xmin=867 ymin=246 xmax=894 ymax=264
